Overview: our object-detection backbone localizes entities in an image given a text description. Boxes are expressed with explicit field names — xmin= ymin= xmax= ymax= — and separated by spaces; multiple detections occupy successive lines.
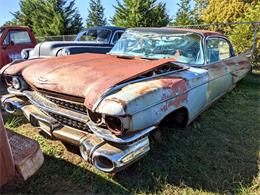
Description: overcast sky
xmin=0 ymin=0 xmax=185 ymax=26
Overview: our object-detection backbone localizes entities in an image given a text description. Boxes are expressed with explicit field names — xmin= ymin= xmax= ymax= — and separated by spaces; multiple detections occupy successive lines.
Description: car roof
xmin=81 ymin=26 xmax=126 ymax=32
xmin=128 ymin=27 xmax=224 ymax=37
xmin=1 ymin=26 xmax=32 ymax=30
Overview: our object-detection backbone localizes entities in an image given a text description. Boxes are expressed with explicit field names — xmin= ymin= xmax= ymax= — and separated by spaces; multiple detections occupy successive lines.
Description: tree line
xmin=6 ymin=0 xmax=258 ymax=35
xmin=5 ymin=0 xmax=259 ymax=66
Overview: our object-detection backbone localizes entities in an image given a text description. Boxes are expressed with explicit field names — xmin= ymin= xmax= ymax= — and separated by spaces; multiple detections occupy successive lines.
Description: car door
xmin=205 ymin=37 xmax=234 ymax=103
xmin=1 ymin=29 xmax=34 ymax=64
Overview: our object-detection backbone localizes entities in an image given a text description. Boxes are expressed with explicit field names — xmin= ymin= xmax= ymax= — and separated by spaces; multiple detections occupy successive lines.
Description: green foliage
xmin=10 ymin=0 xmax=83 ymax=36
xmin=229 ymin=3 xmax=260 ymax=69
xmin=202 ymin=0 xmax=257 ymax=33
xmin=203 ymin=0 xmax=257 ymax=24
xmin=112 ymin=0 xmax=170 ymax=28
xmin=193 ymin=0 xmax=208 ymax=24
xmin=173 ymin=0 xmax=194 ymax=26
xmin=86 ymin=0 xmax=106 ymax=28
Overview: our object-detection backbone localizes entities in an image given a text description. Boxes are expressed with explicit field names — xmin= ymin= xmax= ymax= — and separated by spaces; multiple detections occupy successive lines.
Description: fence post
xmin=251 ymin=22 xmax=259 ymax=65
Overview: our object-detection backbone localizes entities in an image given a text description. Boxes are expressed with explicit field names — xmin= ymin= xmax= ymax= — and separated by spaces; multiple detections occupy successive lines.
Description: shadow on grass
xmin=1 ymin=154 xmax=128 ymax=194
xmin=113 ymin=73 xmax=260 ymax=193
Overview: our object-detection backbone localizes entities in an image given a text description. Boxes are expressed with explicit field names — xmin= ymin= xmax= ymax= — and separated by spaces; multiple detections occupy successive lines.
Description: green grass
xmin=1 ymin=73 xmax=260 ymax=194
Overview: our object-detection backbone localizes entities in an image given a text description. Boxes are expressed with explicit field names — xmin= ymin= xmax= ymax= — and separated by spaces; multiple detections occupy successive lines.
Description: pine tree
xmin=112 ymin=0 xmax=170 ymax=28
xmin=10 ymin=0 xmax=83 ymax=36
xmin=173 ymin=0 xmax=194 ymax=26
xmin=11 ymin=0 xmax=40 ymax=28
xmin=86 ymin=0 xmax=107 ymax=28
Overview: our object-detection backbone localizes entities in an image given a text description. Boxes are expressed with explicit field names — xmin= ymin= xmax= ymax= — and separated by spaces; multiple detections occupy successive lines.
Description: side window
xmin=79 ymin=30 xmax=97 ymax=41
xmin=112 ymin=31 xmax=124 ymax=44
xmin=10 ymin=30 xmax=32 ymax=45
xmin=206 ymin=38 xmax=231 ymax=63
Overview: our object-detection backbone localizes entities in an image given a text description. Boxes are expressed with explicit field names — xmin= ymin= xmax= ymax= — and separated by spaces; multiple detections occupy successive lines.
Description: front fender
xmin=96 ymin=78 xmax=189 ymax=131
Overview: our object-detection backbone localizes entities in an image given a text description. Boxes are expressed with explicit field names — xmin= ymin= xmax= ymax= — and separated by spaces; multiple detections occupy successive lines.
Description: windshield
xmin=0 ymin=28 xmax=3 ymax=38
xmin=109 ymin=30 xmax=204 ymax=65
xmin=75 ymin=29 xmax=112 ymax=44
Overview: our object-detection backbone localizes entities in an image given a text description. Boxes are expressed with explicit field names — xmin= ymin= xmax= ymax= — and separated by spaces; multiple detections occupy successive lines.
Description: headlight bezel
xmin=10 ymin=76 xmax=28 ymax=91
xmin=57 ymin=48 xmax=71 ymax=56
xmin=12 ymin=76 xmax=21 ymax=89
xmin=105 ymin=115 xmax=125 ymax=136
xmin=88 ymin=109 xmax=126 ymax=136
xmin=21 ymin=49 xmax=29 ymax=59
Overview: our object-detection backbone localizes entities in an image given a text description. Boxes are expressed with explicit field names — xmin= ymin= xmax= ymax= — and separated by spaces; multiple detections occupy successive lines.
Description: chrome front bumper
xmin=1 ymin=93 xmax=153 ymax=173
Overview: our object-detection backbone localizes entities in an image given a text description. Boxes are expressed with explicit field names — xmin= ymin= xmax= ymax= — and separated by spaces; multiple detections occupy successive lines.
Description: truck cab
xmin=0 ymin=26 xmax=36 ymax=69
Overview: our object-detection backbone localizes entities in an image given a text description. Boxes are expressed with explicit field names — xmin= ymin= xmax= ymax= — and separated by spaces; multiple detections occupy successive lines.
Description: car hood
xmin=34 ymin=41 xmax=111 ymax=57
xmin=3 ymin=53 xmax=176 ymax=110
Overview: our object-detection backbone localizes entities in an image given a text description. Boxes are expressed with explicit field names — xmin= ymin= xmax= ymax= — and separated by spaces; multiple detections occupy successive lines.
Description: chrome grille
xmin=31 ymin=91 xmax=90 ymax=131
xmin=48 ymin=112 xmax=89 ymax=131
xmin=46 ymin=96 xmax=88 ymax=114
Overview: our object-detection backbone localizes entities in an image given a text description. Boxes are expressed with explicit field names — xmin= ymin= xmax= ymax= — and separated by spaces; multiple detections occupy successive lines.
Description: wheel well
xmin=160 ymin=107 xmax=189 ymax=127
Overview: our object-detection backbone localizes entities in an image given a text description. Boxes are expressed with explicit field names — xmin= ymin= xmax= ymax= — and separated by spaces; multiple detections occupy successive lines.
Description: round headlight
xmin=11 ymin=76 xmax=28 ymax=91
xmin=12 ymin=77 xmax=21 ymax=90
xmin=105 ymin=116 xmax=124 ymax=136
xmin=21 ymin=50 xmax=29 ymax=59
xmin=58 ymin=48 xmax=70 ymax=56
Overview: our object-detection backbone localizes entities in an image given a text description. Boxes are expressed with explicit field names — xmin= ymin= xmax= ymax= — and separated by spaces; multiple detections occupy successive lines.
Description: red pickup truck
xmin=0 ymin=26 xmax=36 ymax=69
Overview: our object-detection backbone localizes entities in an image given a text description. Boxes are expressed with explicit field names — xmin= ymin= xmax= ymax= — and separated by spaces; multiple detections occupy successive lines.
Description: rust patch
xmin=160 ymin=78 xmax=188 ymax=111
xmin=160 ymin=95 xmax=188 ymax=112
xmin=161 ymin=78 xmax=188 ymax=99
xmin=238 ymin=61 xmax=250 ymax=69
xmin=108 ymin=97 xmax=127 ymax=111
xmin=0 ymin=113 xmax=15 ymax=186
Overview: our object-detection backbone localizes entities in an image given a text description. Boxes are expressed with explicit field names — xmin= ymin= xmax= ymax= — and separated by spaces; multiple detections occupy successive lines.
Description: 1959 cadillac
xmin=21 ymin=26 xmax=125 ymax=59
xmin=0 ymin=28 xmax=251 ymax=173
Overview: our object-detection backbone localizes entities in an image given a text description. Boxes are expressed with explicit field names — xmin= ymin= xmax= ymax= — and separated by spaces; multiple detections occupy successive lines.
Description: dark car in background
xmin=22 ymin=26 xmax=125 ymax=59
xmin=0 ymin=26 xmax=37 ymax=69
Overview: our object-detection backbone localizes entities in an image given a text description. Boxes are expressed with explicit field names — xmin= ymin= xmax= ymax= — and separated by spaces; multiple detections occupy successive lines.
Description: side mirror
xmin=1 ymin=41 xmax=14 ymax=49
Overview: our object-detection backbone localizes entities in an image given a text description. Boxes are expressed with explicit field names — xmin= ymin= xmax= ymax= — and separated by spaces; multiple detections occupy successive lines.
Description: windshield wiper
xmin=109 ymin=53 xmax=159 ymax=60
xmin=108 ymin=53 xmax=135 ymax=59
xmin=116 ymin=55 xmax=135 ymax=59
xmin=140 ymin=56 xmax=159 ymax=60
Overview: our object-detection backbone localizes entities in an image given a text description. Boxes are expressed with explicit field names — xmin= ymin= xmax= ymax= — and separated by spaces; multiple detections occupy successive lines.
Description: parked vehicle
xmin=0 ymin=26 xmax=36 ymax=69
xmin=0 ymin=28 xmax=251 ymax=173
xmin=22 ymin=26 xmax=125 ymax=60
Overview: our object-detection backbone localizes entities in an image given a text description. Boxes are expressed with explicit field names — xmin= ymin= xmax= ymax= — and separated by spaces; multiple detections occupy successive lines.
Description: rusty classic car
xmin=0 ymin=28 xmax=251 ymax=173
